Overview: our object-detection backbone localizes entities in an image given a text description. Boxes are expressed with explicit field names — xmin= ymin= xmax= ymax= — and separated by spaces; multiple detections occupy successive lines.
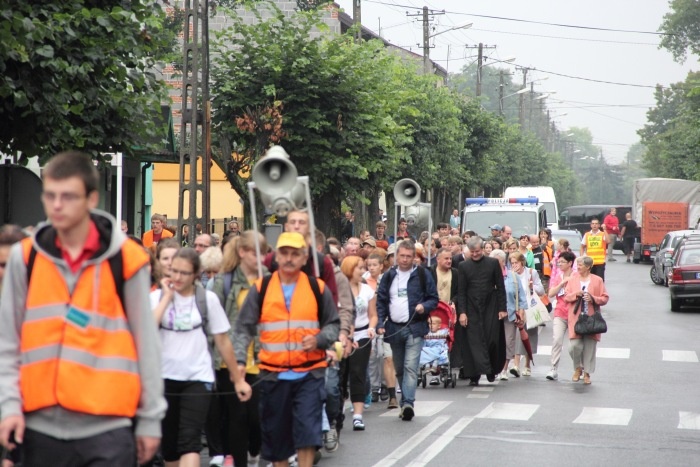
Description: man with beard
xmin=456 ymin=237 xmax=507 ymax=386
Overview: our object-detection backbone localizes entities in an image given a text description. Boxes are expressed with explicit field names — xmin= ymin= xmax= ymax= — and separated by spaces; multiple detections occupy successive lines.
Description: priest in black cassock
xmin=456 ymin=236 xmax=507 ymax=385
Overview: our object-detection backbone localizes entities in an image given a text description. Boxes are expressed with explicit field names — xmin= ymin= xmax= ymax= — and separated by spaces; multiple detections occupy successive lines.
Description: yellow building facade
xmin=151 ymin=162 xmax=244 ymax=224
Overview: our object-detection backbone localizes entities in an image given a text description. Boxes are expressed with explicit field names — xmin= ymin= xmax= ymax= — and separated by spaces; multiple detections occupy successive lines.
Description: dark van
xmin=558 ymin=205 xmax=634 ymax=250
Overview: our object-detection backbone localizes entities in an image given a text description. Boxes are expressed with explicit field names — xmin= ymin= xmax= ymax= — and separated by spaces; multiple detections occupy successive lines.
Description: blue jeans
xmin=324 ymin=364 xmax=340 ymax=429
xmin=390 ymin=327 xmax=423 ymax=408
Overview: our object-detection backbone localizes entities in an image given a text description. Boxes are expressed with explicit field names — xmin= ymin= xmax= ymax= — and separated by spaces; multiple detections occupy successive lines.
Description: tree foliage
xmin=0 ymin=0 xmax=176 ymax=165
xmin=659 ymin=0 xmax=700 ymax=64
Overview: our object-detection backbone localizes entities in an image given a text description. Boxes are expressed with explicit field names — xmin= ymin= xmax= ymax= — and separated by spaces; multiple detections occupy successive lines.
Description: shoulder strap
xmin=512 ymin=272 xmax=519 ymax=305
xmin=307 ymin=274 xmax=324 ymax=318
xmin=194 ymin=284 xmax=209 ymax=337
xmin=417 ymin=265 xmax=426 ymax=295
xmin=257 ymin=274 xmax=274 ymax=310
xmin=222 ymin=271 xmax=234 ymax=302
xmin=26 ymin=245 xmax=37 ymax=285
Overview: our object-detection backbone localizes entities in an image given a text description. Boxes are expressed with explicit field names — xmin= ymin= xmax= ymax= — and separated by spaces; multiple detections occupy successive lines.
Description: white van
xmin=504 ymin=186 xmax=559 ymax=230
xmin=461 ymin=197 xmax=548 ymax=239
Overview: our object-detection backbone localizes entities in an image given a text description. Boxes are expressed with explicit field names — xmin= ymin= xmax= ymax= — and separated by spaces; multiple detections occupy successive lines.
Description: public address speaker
xmin=393 ymin=178 xmax=421 ymax=206
xmin=251 ymin=146 xmax=298 ymax=196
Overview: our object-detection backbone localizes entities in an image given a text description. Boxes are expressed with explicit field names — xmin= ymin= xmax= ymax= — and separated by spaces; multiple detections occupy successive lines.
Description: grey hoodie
xmin=0 ymin=209 xmax=166 ymax=439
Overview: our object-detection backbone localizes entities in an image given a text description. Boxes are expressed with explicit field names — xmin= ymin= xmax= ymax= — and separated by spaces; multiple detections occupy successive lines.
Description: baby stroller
xmin=419 ymin=300 xmax=457 ymax=389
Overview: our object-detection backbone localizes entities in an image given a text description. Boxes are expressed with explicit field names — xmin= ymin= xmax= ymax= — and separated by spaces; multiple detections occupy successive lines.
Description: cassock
xmin=456 ymin=256 xmax=507 ymax=379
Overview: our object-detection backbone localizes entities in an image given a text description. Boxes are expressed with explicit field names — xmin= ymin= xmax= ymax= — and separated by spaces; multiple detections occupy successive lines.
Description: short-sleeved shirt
xmin=353 ymin=283 xmax=375 ymax=341
xmin=150 ymin=289 xmax=231 ymax=383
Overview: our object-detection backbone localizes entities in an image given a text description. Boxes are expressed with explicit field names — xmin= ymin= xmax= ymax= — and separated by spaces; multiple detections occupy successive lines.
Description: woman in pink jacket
xmin=564 ymin=255 xmax=609 ymax=385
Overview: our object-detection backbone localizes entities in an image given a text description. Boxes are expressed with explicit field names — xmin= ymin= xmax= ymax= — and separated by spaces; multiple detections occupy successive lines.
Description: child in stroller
xmin=419 ymin=302 xmax=456 ymax=388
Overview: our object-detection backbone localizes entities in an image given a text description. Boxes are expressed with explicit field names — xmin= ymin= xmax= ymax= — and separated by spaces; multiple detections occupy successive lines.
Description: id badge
xmin=66 ymin=306 xmax=90 ymax=329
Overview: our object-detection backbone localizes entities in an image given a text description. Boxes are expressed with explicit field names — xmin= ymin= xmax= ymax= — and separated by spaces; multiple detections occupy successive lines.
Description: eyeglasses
xmin=41 ymin=192 xmax=86 ymax=204
xmin=171 ymin=268 xmax=194 ymax=277
xmin=194 ymin=243 xmax=210 ymax=248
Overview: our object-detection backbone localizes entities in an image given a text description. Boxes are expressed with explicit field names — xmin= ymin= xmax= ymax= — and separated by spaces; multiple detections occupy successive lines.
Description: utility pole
xmin=407 ymin=6 xmax=445 ymax=75
xmin=177 ymin=0 xmax=210 ymax=245
xmin=498 ymin=70 xmax=504 ymax=116
xmin=465 ymin=43 xmax=496 ymax=97
xmin=518 ymin=67 xmax=528 ymax=128
xmin=353 ymin=0 xmax=362 ymax=43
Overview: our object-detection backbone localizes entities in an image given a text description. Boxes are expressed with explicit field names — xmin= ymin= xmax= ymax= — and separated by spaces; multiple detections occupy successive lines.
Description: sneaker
xmin=313 ymin=450 xmax=322 ymax=465
xmin=387 ymin=397 xmax=399 ymax=409
xmin=210 ymin=455 xmax=225 ymax=467
xmin=522 ymin=367 xmax=531 ymax=377
xmin=323 ymin=428 xmax=339 ymax=452
xmin=546 ymin=369 xmax=558 ymax=380
xmin=626 ymin=258 xmax=631 ymax=263
xmin=499 ymin=371 xmax=509 ymax=381
xmin=371 ymin=390 xmax=379 ymax=403
xmin=353 ymin=417 xmax=365 ymax=431
xmin=609 ymin=257 xmax=617 ymax=262
xmin=429 ymin=377 xmax=440 ymax=386
xmin=248 ymin=454 xmax=260 ymax=467
xmin=509 ymin=366 xmax=521 ymax=378
xmin=379 ymin=385 xmax=389 ymax=401
xmin=486 ymin=373 xmax=496 ymax=382
xmin=396 ymin=386 xmax=401 ymax=394
xmin=400 ymin=404 xmax=415 ymax=421
xmin=364 ymin=393 xmax=372 ymax=409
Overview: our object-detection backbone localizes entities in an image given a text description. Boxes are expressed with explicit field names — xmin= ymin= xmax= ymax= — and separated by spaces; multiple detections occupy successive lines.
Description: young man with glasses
xmin=0 ymin=151 xmax=166 ymax=466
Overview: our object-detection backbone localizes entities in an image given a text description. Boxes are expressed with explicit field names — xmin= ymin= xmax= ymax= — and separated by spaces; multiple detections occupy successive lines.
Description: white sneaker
xmin=210 ymin=456 xmax=225 ymax=467
xmin=499 ymin=371 xmax=509 ymax=381
xmin=509 ymin=366 xmax=520 ymax=377
xmin=522 ymin=367 xmax=531 ymax=376
xmin=546 ymin=369 xmax=558 ymax=380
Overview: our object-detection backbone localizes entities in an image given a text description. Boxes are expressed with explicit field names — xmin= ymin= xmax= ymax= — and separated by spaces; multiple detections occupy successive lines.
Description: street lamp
xmin=424 ymin=23 xmax=473 ymax=74
xmin=477 ymin=54 xmax=516 ymax=97
xmin=499 ymin=88 xmax=528 ymax=116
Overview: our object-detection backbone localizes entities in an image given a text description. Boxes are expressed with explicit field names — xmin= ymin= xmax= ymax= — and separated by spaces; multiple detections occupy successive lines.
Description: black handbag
xmin=573 ymin=297 xmax=608 ymax=335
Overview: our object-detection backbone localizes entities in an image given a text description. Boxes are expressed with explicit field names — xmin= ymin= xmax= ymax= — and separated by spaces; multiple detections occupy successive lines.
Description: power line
xmin=364 ymin=0 xmax=674 ymax=36
xmin=468 ymin=27 xmax=659 ymax=46
xmin=518 ymin=64 xmax=661 ymax=89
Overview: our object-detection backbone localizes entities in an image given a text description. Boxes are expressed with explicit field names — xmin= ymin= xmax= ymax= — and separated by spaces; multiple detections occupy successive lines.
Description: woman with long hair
xmin=152 ymin=237 xmax=181 ymax=289
xmin=151 ymin=248 xmax=251 ymax=467
xmin=207 ymin=231 xmax=268 ymax=467
xmin=545 ymin=251 xmax=577 ymax=381
xmin=341 ymin=256 xmax=377 ymax=430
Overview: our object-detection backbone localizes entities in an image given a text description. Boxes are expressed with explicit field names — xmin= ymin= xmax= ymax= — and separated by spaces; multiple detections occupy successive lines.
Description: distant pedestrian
xmin=602 ymin=208 xmax=620 ymax=261
xmin=142 ymin=213 xmax=174 ymax=248
xmin=581 ymin=218 xmax=608 ymax=281
xmin=620 ymin=212 xmax=638 ymax=263
xmin=449 ymin=209 xmax=461 ymax=230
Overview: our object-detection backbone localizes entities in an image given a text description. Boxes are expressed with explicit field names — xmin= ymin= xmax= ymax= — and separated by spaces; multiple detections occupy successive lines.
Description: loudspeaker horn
xmin=252 ymin=146 xmax=298 ymax=195
xmin=261 ymin=181 xmax=306 ymax=217
xmin=393 ymin=178 xmax=421 ymax=206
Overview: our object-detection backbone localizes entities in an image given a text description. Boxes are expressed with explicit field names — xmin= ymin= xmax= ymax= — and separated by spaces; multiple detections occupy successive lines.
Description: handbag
xmin=573 ymin=296 xmax=607 ymax=335
xmin=525 ymin=294 xmax=551 ymax=329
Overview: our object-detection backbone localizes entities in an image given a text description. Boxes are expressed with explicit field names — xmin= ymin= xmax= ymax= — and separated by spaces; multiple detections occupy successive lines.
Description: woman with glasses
xmin=151 ymin=247 xmax=251 ymax=467
xmin=563 ymin=255 xmax=609 ymax=385
xmin=544 ymin=251 xmax=577 ymax=381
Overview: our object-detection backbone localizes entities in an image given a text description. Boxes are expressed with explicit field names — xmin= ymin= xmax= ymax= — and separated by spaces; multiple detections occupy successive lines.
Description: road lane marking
xmin=371 ymin=415 xmax=450 ymax=467
xmin=404 ymin=417 xmax=474 ymax=467
xmin=472 ymin=387 xmax=495 ymax=392
xmin=573 ymin=407 xmax=633 ymax=426
xmin=662 ymin=350 xmax=698 ymax=362
xmin=467 ymin=394 xmax=490 ymax=399
xmin=379 ymin=401 xmax=451 ymax=418
xmin=678 ymin=411 xmax=700 ymax=429
xmin=475 ymin=403 xmax=539 ymax=421
xmin=596 ymin=347 xmax=630 ymax=359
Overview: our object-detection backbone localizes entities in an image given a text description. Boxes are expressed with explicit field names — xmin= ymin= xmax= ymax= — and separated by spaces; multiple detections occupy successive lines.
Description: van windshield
xmin=464 ymin=212 xmax=539 ymax=238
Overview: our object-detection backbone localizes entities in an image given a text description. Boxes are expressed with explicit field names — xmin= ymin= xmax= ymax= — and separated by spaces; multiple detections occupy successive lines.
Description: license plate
xmin=696 ymin=272 xmax=700 ymax=279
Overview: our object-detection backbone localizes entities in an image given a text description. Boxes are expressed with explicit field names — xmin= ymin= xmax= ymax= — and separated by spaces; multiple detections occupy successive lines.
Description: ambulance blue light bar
xmin=464 ymin=197 xmax=539 ymax=206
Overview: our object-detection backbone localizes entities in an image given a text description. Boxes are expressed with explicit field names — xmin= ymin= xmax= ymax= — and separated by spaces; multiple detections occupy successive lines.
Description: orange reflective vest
xmin=257 ymin=272 xmax=327 ymax=372
xmin=542 ymin=242 xmax=554 ymax=277
xmin=141 ymin=228 xmax=173 ymax=248
xmin=19 ymin=238 xmax=149 ymax=417
xmin=584 ymin=231 xmax=607 ymax=265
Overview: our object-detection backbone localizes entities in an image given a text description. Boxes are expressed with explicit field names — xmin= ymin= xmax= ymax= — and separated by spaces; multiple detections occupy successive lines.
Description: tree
xmin=210 ymin=4 xmax=410 ymax=234
xmin=0 ymin=1 xmax=177 ymax=165
xmin=659 ymin=0 xmax=700 ymax=63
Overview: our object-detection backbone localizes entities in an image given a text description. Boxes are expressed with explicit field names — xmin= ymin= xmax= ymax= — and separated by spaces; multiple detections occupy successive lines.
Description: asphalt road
xmin=203 ymin=252 xmax=700 ymax=466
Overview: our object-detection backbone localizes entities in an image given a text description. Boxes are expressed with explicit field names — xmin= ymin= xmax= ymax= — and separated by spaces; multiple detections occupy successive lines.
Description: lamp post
xmin=499 ymin=88 xmax=528 ymax=116
xmin=423 ymin=22 xmax=472 ymax=74
xmin=476 ymin=54 xmax=515 ymax=97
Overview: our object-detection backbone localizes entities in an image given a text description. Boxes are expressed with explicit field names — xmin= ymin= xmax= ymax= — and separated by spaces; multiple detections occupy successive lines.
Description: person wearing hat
xmin=234 ymin=232 xmax=340 ymax=467
xmin=489 ymin=224 xmax=503 ymax=239
xmin=361 ymin=237 xmax=377 ymax=254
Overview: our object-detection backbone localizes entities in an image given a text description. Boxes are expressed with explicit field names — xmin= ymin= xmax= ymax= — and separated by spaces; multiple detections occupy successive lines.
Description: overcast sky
xmin=336 ymin=0 xmax=699 ymax=164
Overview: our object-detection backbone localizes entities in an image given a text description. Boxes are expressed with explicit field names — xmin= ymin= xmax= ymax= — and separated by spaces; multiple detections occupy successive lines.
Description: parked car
xmin=551 ymin=229 xmax=582 ymax=253
xmin=668 ymin=239 xmax=700 ymax=311
xmin=650 ymin=230 xmax=700 ymax=286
